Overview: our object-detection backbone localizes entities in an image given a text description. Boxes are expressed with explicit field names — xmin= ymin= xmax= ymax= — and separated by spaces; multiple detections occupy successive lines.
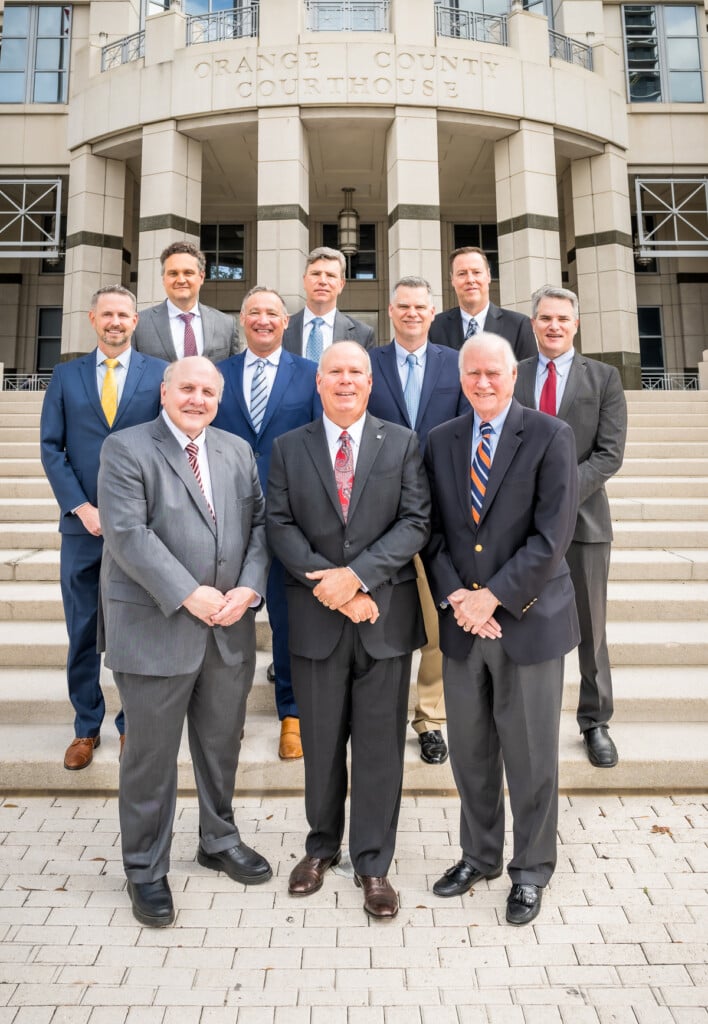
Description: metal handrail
xmin=548 ymin=29 xmax=593 ymax=70
xmin=187 ymin=2 xmax=259 ymax=45
xmin=435 ymin=5 xmax=508 ymax=46
xmin=101 ymin=30 xmax=145 ymax=72
xmin=305 ymin=0 xmax=390 ymax=32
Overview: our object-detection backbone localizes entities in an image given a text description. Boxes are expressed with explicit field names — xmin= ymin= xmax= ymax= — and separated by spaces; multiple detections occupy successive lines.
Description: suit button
xmin=472 ymin=583 xmax=479 ymax=590
xmin=344 ymin=541 xmax=351 ymax=549
xmin=474 ymin=544 xmax=483 ymax=552
xmin=254 ymin=451 xmax=261 ymax=458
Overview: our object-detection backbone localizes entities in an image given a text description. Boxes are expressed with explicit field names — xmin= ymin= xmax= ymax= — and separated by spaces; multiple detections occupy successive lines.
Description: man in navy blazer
xmin=368 ymin=276 xmax=469 ymax=767
xmin=40 ymin=285 xmax=166 ymax=770
xmin=132 ymin=241 xmax=239 ymax=362
xmin=423 ymin=332 xmax=579 ymax=925
xmin=214 ymin=287 xmax=320 ymax=760
xmin=282 ymin=247 xmax=375 ymax=359
xmin=429 ymin=247 xmax=537 ymax=362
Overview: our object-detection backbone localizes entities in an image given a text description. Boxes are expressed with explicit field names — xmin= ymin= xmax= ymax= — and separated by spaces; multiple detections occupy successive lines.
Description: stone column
xmin=137 ymin=120 xmax=202 ymax=306
xmin=386 ymin=107 xmax=443 ymax=308
xmin=494 ymin=120 xmax=561 ymax=315
xmin=570 ymin=144 xmax=640 ymax=386
xmin=256 ymin=107 xmax=310 ymax=313
xmin=62 ymin=146 xmax=126 ymax=357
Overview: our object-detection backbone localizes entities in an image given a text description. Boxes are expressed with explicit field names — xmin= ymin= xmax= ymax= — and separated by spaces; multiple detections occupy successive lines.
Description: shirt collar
xmin=166 ymin=298 xmax=200 ymax=320
xmin=161 ymin=408 xmax=207 ymax=451
xmin=96 ymin=347 xmax=131 ymax=369
xmin=539 ymin=346 xmax=575 ymax=374
xmin=245 ymin=346 xmax=282 ymax=368
xmin=461 ymin=303 xmax=489 ymax=330
xmin=394 ymin=340 xmax=427 ymax=366
xmin=304 ymin=307 xmax=336 ymax=329
xmin=322 ymin=411 xmax=367 ymax=450
xmin=474 ymin=399 xmax=512 ymax=436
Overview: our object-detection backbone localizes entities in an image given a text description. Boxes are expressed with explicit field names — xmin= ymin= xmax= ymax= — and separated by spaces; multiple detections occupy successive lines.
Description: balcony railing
xmin=1 ymin=374 xmax=52 ymax=391
xmin=641 ymin=370 xmax=699 ymax=391
xmin=101 ymin=30 xmax=145 ymax=72
xmin=435 ymin=5 xmax=508 ymax=46
xmin=548 ymin=29 xmax=593 ymax=71
xmin=305 ymin=0 xmax=390 ymax=32
xmin=187 ymin=2 xmax=259 ymax=45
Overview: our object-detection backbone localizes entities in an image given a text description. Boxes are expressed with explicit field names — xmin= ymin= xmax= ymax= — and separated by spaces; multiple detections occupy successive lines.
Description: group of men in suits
xmin=39 ymin=233 xmax=627 ymax=926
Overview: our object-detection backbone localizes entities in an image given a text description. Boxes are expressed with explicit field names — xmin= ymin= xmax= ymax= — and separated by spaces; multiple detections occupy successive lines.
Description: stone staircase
xmin=0 ymin=387 xmax=706 ymax=793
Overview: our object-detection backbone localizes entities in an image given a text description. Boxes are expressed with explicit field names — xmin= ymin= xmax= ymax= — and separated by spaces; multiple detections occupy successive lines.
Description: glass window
xmin=200 ymin=224 xmax=245 ymax=281
xmin=0 ymin=5 xmax=71 ymax=104
xmin=453 ymin=224 xmax=499 ymax=279
xmin=322 ymin=224 xmax=377 ymax=280
xmin=623 ymin=5 xmax=703 ymax=103
xmin=36 ymin=307 xmax=62 ymax=371
xmin=638 ymin=306 xmax=664 ymax=368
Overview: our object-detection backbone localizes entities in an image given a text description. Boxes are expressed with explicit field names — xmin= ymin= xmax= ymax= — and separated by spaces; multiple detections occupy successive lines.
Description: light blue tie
xmin=465 ymin=317 xmax=478 ymax=340
xmin=403 ymin=353 xmax=421 ymax=428
xmin=250 ymin=358 xmax=269 ymax=433
xmin=305 ymin=317 xmax=324 ymax=363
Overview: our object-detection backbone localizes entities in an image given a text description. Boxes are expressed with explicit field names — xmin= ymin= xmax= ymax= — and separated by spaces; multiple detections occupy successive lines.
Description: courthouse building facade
xmin=1 ymin=0 xmax=707 ymax=387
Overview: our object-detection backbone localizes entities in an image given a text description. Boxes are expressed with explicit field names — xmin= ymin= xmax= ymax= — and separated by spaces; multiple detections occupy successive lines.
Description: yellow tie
xmin=101 ymin=359 xmax=119 ymax=426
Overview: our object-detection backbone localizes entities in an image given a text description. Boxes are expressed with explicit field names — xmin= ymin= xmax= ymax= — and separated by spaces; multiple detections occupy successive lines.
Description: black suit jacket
xmin=515 ymin=353 xmax=627 ymax=543
xmin=266 ymin=413 xmax=430 ymax=661
xmin=282 ymin=309 xmax=375 ymax=355
xmin=429 ymin=302 xmax=537 ymax=362
xmin=423 ymin=400 xmax=580 ymax=665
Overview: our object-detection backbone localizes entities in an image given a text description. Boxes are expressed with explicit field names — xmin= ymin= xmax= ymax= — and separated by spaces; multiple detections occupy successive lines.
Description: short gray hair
xmin=318 ymin=340 xmax=372 ymax=374
xmin=531 ymin=285 xmax=579 ymax=319
xmin=240 ymin=286 xmax=288 ymax=317
xmin=90 ymin=285 xmax=137 ymax=311
xmin=305 ymin=246 xmax=346 ymax=275
xmin=390 ymin=276 xmax=433 ymax=303
xmin=459 ymin=332 xmax=518 ymax=374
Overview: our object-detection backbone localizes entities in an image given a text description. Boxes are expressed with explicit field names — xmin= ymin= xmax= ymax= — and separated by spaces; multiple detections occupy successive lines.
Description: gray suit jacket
xmin=97 ymin=415 xmax=268 ymax=676
xmin=515 ymin=353 xmax=627 ymax=543
xmin=132 ymin=301 xmax=239 ymax=362
xmin=282 ymin=309 xmax=376 ymax=355
xmin=266 ymin=413 xmax=430 ymax=661
xmin=429 ymin=302 xmax=537 ymax=362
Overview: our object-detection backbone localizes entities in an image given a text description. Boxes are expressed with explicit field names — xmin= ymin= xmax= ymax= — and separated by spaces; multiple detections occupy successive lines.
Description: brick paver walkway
xmin=0 ymin=793 xmax=706 ymax=1022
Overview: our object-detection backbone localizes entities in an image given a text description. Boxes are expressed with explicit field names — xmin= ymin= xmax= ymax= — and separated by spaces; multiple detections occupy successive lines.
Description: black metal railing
xmin=435 ymin=4 xmax=508 ymax=46
xmin=187 ymin=2 xmax=259 ymax=45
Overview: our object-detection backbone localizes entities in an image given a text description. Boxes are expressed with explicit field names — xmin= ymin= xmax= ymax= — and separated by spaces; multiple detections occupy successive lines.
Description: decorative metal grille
xmin=187 ymin=2 xmax=259 ymax=45
xmin=0 ymin=179 xmax=62 ymax=258
xmin=305 ymin=0 xmax=390 ymax=32
xmin=101 ymin=30 xmax=145 ymax=72
xmin=549 ymin=29 xmax=593 ymax=70
xmin=435 ymin=5 xmax=508 ymax=46
xmin=635 ymin=178 xmax=708 ymax=258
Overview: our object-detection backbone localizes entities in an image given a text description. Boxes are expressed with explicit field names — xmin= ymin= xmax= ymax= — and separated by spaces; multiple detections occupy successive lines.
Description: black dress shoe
xmin=127 ymin=877 xmax=174 ymax=927
xmin=583 ymin=725 xmax=618 ymax=767
xmin=266 ymin=661 xmax=275 ymax=683
xmin=506 ymin=883 xmax=542 ymax=925
xmin=433 ymin=859 xmax=503 ymax=897
xmin=418 ymin=729 xmax=449 ymax=765
xmin=197 ymin=842 xmax=272 ymax=884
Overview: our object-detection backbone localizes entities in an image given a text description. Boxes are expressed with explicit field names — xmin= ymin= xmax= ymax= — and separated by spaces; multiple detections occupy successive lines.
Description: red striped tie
xmin=185 ymin=441 xmax=215 ymax=521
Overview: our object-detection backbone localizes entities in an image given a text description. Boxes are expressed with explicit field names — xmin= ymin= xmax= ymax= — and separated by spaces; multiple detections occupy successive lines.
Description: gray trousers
xmin=114 ymin=630 xmax=254 ymax=883
xmin=444 ymin=639 xmax=563 ymax=887
xmin=566 ymin=540 xmax=613 ymax=732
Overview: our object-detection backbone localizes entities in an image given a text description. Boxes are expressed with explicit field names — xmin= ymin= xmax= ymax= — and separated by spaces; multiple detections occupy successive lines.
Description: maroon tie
xmin=334 ymin=431 xmax=354 ymax=521
xmin=185 ymin=441 xmax=215 ymax=521
xmin=539 ymin=360 xmax=557 ymax=416
xmin=179 ymin=312 xmax=198 ymax=357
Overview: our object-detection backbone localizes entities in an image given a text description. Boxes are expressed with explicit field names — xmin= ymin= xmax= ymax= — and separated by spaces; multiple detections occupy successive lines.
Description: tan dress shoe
xmin=64 ymin=736 xmax=100 ymax=771
xmin=279 ymin=717 xmax=303 ymax=760
xmin=288 ymin=851 xmax=342 ymax=895
xmin=354 ymin=874 xmax=399 ymax=918
xmin=119 ymin=735 xmax=125 ymax=760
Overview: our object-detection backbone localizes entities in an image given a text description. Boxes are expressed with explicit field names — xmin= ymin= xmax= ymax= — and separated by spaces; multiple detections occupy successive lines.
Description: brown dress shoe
xmin=354 ymin=874 xmax=399 ymax=918
xmin=279 ymin=717 xmax=303 ymax=760
xmin=288 ymin=851 xmax=341 ymax=895
xmin=64 ymin=736 xmax=100 ymax=771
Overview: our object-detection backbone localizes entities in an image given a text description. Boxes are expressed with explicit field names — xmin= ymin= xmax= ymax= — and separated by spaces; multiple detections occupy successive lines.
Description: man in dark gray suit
xmin=429 ymin=246 xmax=537 ymax=362
xmin=266 ymin=342 xmax=430 ymax=918
xmin=132 ymin=241 xmax=239 ymax=362
xmin=282 ymin=247 xmax=375 ymax=359
xmin=98 ymin=357 xmax=270 ymax=927
xmin=515 ymin=285 xmax=627 ymax=768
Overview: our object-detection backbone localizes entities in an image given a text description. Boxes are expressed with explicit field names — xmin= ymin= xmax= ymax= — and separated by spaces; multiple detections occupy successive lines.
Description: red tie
xmin=334 ymin=431 xmax=354 ymax=521
xmin=179 ymin=312 xmax=198 ymax=357
xmin=539 ymin=360 xmax=557 ymax=416
xmin=185 ymin=441 xmax=215 ymax=521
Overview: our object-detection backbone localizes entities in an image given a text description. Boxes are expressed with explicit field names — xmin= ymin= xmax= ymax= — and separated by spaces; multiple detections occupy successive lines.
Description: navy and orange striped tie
xmin=471 ymin=421 xmax=493 ymax=524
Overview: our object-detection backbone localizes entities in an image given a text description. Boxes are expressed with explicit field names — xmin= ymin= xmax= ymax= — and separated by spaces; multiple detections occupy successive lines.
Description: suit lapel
xmin=228 ymin=353 xmax=253 ymax=432
xmin=333 ymin=311 xmax=351 ymax=341
xmin=153 ymin=303 xmax=178 ymax=361
xmin=303 ymin=419 xmax=344 ymax=521
xmin=205 ymin=427 xmax=225 ymax=539
xmin=515 ymin=359 xmax=537 ymax=409
xmin=79 ymin=352 xmax=107 ymax=427
xmin=418 ymin=344 xmax=443 ymax=427
xmin=557 ymin=353 xmax=584 ymax=419
xmin=347 ymin=414 xmax=385 ymax=522
xmin=478 ymin=400 xmax=523 ymax=528
xmin=450 ymin=412 xmax=475 ymax=523
xmin=258 ymin=351 xmax=294 ymax=436
xmin=154 ymin=417 xmax=217 ymax=534
xmin=379 ymin=344 xmax=409 ymax=424
xmin=113 ymin=351 xmax=144 ymax=428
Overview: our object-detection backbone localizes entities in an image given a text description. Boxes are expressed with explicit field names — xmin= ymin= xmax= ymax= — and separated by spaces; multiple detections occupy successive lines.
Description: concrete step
xmin=628 ymin=413 xmax=708 ymax=425
xmin=0 ymin=714 xmax=705 ymax=792
xmin=612 ymin=520 xmax=708 ymax=547
xmin=0 ymin=459 xmax=45 ymax=478
xmin=624 ymin=441 xmax=708 ymax=458
xmin=0 ymin=414 xmax=45 ymax=428
xmin=0 ymin=443 xmax=42 ymax=459
xmin=0 ymin=428 xmax=40 ymax=442
xmin=606 ymin=580 xmax=708 ymax=619
xmin=611 ymin=497 xmax=708 ymax=522
xmin=0 ymin=498 xmax=58 ymax=521
xmin=563 ymin=660 xmax=708 ymax=721
xmin=609 ymin=476 xmax=708 ymax=497
xmin=609 ymin=548 xmax=708 ymax=581
xmin=0 ymin=523 xmax=60 ymax=550
xmin=618 ymin=457 xmax=708 ymax=477
xmin=0 ymin=476 xmax=53 ymax=498
xmin=627 ymin=426 xmax=708 ymax=440
xmin=605 ymin=620 xmax=708 ymax=664
xmin=0 ymin=549 xmax=60 ymax=581
xmin=0 ymin=581 xmax=63 ymax=620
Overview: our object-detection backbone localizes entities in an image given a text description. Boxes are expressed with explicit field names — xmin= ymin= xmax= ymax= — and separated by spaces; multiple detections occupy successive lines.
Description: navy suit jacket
xmin=423 ymin=400 xmax=580 ymax=665
xmin=213 ymin=348 xmax=321 ymax=493
xmin=428 ymin=302 xmax=537 ymax=362
xmin=40 ymin=350 xmax=167 ymax=535
xmin=367 ymin=341 xmax=469 ymax=452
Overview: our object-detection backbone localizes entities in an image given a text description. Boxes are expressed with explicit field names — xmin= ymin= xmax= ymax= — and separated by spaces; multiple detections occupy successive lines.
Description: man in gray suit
xmin=429 ymin=247 xmax=537 ymax=362
xmin=132 ymin=241 xmax=239 ymax=362
xmin=515 ymin=285 xmax=627 ymax=768
xmin=97 ymin=357 xmax=270 ymax=927
xmin=266 ymin=342 xmax=430 ymax=918
xmin=282 ymin=247 xmax=375 ymax=359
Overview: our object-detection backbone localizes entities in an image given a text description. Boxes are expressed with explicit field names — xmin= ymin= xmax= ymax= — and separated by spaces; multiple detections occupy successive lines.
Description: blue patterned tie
xmin=470 ymin=421 xmax=493 ymax=525
xmin=403 ymin=353 xmax=421 ymax=428
xmin=465 ymin=317 xmax=478 ymax=340
xmin=250 ymin=358 xmax=269 ymax=433
xmin=305 ymin=317 xmax=324 ymax=363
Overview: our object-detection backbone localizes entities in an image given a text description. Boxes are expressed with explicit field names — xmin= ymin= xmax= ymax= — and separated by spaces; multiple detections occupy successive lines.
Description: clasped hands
xmin=182 ymin=585 xmax=258 ymax=627
xmin=448 ymin=587 xmax=502 ymax=640
xmin=305 ymin=567 xmax=379 ymax=624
